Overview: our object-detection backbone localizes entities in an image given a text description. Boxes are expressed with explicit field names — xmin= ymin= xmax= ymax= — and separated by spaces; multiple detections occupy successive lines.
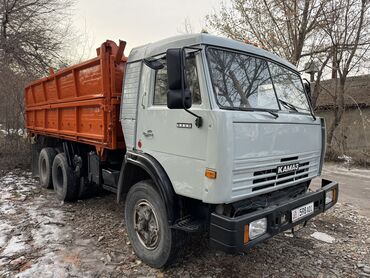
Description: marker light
xmin=249 ymin=218 xmax=267 ymax=240
xmin=244 ymin=225 xmax=249 ymax=244
xmin=205 ymin=169 xmax=217 ymax=179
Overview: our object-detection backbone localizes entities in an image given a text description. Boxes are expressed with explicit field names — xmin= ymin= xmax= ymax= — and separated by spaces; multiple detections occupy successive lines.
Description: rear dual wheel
xmin=38 ymin=147 xmax=57 ymax=189
xmin=52 ymin=153 xmax=79 ymax=202
xmin=38 ymin=148 xmax=78 ymax=201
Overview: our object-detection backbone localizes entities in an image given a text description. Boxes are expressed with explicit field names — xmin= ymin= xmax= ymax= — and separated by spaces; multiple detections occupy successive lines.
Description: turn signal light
xmin=244 ymin=225 xmax=249 ymax=244
xmin=205 ymin=169 xmax=217 ymax=179
xmin=333 ymin=188 xmax=337 ymax=202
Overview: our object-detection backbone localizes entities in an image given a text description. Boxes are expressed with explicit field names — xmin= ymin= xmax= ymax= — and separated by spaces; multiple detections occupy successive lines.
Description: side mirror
xmin=303 ymin=78 xmax=312 ymax=104
xmin=166 ymin=48 xmax=192 ymax=109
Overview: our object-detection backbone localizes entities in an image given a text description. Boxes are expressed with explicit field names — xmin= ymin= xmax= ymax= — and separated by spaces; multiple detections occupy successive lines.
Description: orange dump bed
xmin=25 ymin=40 xmax=127 ymax=155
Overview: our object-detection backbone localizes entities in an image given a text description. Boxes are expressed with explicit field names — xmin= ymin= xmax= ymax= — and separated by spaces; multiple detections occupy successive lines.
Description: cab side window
xmin=153 ymin=56 xmax=201 ymax=105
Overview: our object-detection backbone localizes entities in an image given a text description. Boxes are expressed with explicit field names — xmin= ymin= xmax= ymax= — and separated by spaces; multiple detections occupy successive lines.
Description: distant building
xmin=315 ymin=75 xmax=370 ymax=162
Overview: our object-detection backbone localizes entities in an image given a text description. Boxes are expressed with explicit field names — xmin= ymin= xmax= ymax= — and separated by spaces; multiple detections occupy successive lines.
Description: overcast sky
xmin=73 ymin=0 xmax=222 ymax=57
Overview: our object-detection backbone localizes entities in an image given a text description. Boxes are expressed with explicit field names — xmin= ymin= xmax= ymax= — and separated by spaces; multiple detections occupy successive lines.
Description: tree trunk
xmin=311 ymin=82 xmax=320 ymax=109
xmin=327 ymin=78 xmax=345 ymax=151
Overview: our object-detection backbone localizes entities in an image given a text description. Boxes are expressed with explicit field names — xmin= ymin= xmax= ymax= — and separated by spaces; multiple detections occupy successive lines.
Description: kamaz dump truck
xmin=25 ymin=34 xmax=339 ymax=268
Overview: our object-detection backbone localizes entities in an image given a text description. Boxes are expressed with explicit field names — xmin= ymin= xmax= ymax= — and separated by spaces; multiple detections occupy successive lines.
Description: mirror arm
xmin=184 ymin=109 xmax=203 ymax=128
xmin=180 ymin=52 xmax=202 ymax=128
xmin=179 ymin=48 xmax=202 ymax=127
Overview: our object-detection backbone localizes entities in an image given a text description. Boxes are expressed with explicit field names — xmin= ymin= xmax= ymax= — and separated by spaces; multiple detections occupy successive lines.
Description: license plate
xmin=291 ymin=202 xmax=314 ymax=223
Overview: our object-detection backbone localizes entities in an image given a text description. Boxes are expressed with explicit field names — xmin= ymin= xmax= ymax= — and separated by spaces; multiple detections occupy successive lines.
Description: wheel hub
xmin=134 ymin=200 xmax=160 ymax=250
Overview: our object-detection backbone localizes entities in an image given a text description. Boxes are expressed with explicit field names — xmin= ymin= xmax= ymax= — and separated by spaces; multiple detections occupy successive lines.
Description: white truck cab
xmin=118 ymin=34 xmax=338 ymax=267
xmin=122 ymin=34 xmax=321 ymax=203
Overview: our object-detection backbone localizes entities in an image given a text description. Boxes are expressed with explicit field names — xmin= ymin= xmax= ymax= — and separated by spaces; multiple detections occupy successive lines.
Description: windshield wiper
xmin=278 ymin=99 xmax=299 ymax=112
xmin=237 ymin=107 xmax=279 ymax=118
xmin=278 ymin=98 xmax=316 ymax=120
xmin=260 ymin=109 xmax=279 ymax=118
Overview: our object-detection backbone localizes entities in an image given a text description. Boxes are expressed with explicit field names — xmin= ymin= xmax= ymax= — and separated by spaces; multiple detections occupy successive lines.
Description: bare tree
xmin=319 ymin=0 xmax=370 ymax=150
xmin=178 ymin=17 xmax=194 ymax=34
xmin=63 ymin=19 xmax=96 ymax=64
xmin=310 ymin=55 xmax=331 ymax=108
xmin=206 ymin=0 xmax=330 ymax=66
xmin=0 ymin=0 xmax=74 ymax=76
xmin=0 ymin=66 xmax=26 ymax=133
xmin=0 ymin=0 xmax=75 ymax=163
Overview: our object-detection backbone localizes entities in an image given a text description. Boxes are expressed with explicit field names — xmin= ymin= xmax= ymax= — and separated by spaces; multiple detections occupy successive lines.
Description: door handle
xmin=143 ymin=130 xmax=153 ymax=137
xmin=141 ymin=91 xmax=147 ymax=109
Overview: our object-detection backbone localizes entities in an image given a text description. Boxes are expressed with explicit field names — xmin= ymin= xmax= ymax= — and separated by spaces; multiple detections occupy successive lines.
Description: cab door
xmin=136 ymin=52 xmax=209 ymax=200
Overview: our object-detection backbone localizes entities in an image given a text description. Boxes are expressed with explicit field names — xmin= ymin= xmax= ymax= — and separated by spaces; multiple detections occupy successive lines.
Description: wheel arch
xmin=117 ymin=151 xmax=179 ymax=224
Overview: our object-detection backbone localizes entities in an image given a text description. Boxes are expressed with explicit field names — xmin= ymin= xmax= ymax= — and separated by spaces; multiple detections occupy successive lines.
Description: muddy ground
xmin=0 ymin=167 xmax=369 ymax=278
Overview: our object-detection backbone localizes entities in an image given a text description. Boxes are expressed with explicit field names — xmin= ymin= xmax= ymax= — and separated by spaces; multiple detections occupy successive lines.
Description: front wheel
xmin=125 ymin=180 xmax=184 ymax=268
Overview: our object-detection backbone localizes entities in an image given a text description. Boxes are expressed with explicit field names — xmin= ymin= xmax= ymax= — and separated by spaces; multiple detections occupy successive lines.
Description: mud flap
xmin=31 ymin=142 xmax=41 ymax=178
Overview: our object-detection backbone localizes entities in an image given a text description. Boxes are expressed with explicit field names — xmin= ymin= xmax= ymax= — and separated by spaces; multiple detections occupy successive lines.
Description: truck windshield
xmin=206 ymin=48 xmax=310 ymax=113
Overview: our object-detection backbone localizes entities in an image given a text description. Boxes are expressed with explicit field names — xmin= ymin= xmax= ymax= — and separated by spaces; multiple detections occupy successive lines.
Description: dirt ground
xmin=0 ymin=164 xmax=370 ymax=278
xmin=312 ymin=162 xmax=370 ymax=217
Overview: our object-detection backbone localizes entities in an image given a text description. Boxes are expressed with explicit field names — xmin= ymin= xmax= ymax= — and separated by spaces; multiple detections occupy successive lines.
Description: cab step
xmin=171 ymin=216 xmax=204 ymax=233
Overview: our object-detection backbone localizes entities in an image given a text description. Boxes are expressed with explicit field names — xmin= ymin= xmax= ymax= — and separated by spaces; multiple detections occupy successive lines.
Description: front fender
xmin=117 ymin=150 xmax=179 ymax=224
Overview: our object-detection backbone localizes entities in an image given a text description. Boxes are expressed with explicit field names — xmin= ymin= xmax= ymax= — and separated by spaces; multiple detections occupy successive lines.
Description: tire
xmin=125 ymin=180 xmax=184 ymax=268
xmin=52 ymin=153 xmax=78 ymax=202
xmin=38 ymin=147 xmax=57 ymax=189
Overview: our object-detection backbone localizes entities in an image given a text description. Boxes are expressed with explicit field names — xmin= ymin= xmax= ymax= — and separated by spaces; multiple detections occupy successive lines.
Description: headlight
xmin=249 ymin=218 xmax=267 ymax=240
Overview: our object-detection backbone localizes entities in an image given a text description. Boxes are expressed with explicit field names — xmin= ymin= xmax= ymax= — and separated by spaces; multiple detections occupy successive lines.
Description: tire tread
xmin=52 ymin=153 xmax=78 ymax=201
xmin=38 ymin=147 xmax=57 ymax=189
xmin=125 ymin=180 xmax=185 ymax=268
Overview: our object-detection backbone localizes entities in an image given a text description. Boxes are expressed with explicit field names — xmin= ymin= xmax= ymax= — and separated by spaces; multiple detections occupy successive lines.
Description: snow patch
xmin=1 ymin=234 xmax=28 ymax=256
xmin=16 ymin=252 xmax=71 ymax=278
xmin=310 ymin=232 xmax=336 ymax=243
xmin=27 ymin=201 xmax=66 ymax=248
xmin=0 ymin=222 xmax=13 ymax=247
xmin=0 ymin=171 xmax=80 ymax=277
xmin=338 ymin=154 xmax=353 ymax=166
xmin=0 ymin=202 xmax=17 ymax=215
xmin=0 ymin=128 xmax=24 ymax=136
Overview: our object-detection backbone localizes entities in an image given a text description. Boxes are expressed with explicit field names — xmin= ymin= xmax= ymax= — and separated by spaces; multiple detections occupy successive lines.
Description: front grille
xmin=251 ymin=162 xmax=310 ymax=192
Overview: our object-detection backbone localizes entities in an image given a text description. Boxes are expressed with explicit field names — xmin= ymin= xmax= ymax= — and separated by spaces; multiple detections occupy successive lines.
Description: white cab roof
xmin=127 ymin=33 xmax=296 ymax=71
